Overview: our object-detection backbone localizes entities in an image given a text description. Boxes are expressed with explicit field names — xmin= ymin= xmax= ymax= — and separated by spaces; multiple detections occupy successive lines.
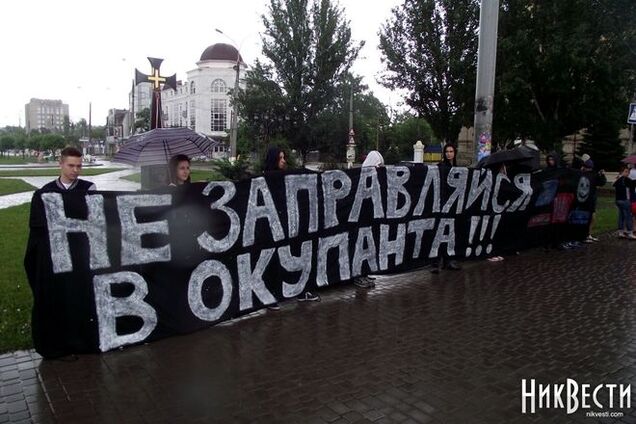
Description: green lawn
xmin=0 ymin=179 xmax=37 ymax=195
xmin=0 ymin=157 xmax=37 ymax=165
xmin=0 ymin=168 xmax=120 ymax=177
xmin=123 ymin=169 xmax=225 ymax=184
xmin=593 ymin=196 xmax=617 ymax=236
xmin=0 ymin=204 xmax=32 ymax=352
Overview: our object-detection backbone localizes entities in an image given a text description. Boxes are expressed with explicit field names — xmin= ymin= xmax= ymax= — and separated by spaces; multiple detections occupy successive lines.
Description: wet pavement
xmin=1 ymin=233 xmax=636 ymax=423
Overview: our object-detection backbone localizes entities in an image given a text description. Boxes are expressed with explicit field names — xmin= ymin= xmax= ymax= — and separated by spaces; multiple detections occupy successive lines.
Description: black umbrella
xmin=113 ymin=127 xmax=220 ymax=166
xmin=477 ymin=146 xmax=540 ymax=171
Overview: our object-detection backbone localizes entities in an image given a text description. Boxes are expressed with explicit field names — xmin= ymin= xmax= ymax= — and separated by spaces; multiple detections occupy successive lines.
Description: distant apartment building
xmin=129 ymin=82 xmax=152 ymax=119
xmin=25 ymin=98 xmax=69 ymax=133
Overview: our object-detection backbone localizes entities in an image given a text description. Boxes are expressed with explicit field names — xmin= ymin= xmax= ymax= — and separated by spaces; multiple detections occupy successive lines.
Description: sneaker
xmin=584 ymin=236 xmax=594 ymax=244
xmin=354 ymin=277 xmax=373 ymax=288
xmin=267 ymin=303 xmax=281 ymax=311
xmin=570 ymin=241 xmax=583 ymax=248
xmin=628 ymin=234 xmax=636 ymax=240
xmin=298 ymin=291 xmax=321 ymax=302
xmin=362 ymin=276 xmax=376 ymax=287
xmin=588 ymin=235 xmax=599 ymax=242
xmin=618 ymin=232 xmax=627 ymax=239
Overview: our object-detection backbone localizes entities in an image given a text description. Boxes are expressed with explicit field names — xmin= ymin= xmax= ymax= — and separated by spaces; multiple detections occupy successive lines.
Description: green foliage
xmin=379 ymin=0 xmax=479 ymax=144
xmin=383 ymin=144 xmax=402 ymax=165
xmin=0 ymin=204 xmax=33 ymax=352
xmin=577 ymin=120 xmax=625 ymax=171
xmin=383 ymin=113 xmax=437 ymax=162
xmin=210 ymin=156 xmax=252 ymax=181
xmin=236 ymin=0 xmax=363 ymax=157
xmin=135 ymin=108 xmax=151 ymax=132
xmin=0 ymin=135 xmax=16 ymax=156
xmin=494 ymin=0 xmax=636 ymax=151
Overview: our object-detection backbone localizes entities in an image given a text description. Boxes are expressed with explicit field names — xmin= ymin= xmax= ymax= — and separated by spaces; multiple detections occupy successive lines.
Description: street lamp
xmin=215 ymin=28 xmax=242 ymax=161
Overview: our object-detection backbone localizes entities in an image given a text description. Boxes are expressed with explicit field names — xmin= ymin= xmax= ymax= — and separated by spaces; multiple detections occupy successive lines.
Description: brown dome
xmin=200 ymin=43 xmax=244 ymax=62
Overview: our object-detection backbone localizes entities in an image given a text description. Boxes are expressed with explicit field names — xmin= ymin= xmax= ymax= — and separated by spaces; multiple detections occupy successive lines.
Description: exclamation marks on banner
xmin=465 ymin=215 xmax=502 ymax=257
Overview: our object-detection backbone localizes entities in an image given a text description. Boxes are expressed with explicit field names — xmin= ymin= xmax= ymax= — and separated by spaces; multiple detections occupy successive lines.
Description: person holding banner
xmin=41 ymin=147 xmax=96 ymax=191
xmin=168 ymin=154 xmax=192 ymax=186
xmin=431 ymin=144 xmax=461 ymax=273
xmin=264 ymin=146 xmax=321 ymax=305
xmin=353 ymin=151 xmax=385 ymax=289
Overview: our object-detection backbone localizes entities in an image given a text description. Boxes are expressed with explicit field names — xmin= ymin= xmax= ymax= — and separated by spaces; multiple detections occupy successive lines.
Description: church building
xmin=161 ymin=43 xmax=247 ymax=156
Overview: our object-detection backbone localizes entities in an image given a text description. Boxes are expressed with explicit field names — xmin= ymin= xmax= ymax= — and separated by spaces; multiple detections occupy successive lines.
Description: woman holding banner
xmin=431 ymin=144 xmax=462 ymax=273
xmin=263 ymin=146 xmax=321 ymax=306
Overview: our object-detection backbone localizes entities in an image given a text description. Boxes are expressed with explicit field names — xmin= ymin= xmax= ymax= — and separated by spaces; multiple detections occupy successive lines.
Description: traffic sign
xmin=628 ymin=103 xmax=636 ymax=125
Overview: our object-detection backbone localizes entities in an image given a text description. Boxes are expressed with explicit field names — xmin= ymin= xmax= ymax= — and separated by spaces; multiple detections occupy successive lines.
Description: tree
xmin=384 ymin=113 xmax=437 ymax=161
xmin=379 ymin=0 xmax=479 ymax=144
xmin=577 ymin=120 xmax=625 ymax=171
xmin=40 ymin=134 xmax=65 ymax=153
xmin=236 ymin=0 xmax=362 ymax=158
xmin=135 ymin=108 xmax=151 ymax=132
xmin=494 ymin=0 xmax=636 ymax=152
xmin=307 ymin=74 xmax=390 ymax=161
xmin=0 ymin=135 xmax=15 ymax=157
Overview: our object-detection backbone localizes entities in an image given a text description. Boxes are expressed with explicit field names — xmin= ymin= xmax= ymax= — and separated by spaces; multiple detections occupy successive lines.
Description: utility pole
xmin=346 ymin=85 xmax=356 ymax=168
xmin=473 ymin=0 xmax=500 ymax=163
xmin=88 ymin=102 xmax=92 ymax=154
xmin=130 ymin=79 xmax=135 ymax=136
xmin=230 ymin=57 xmax=240 ymax=160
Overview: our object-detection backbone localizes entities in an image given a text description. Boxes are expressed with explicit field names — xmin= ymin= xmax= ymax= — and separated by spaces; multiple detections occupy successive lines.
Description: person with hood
xmin=362 ymin=150 xmax=384 ymax=168
xmin=352 ymin=150 xmax=385 ymax=289
xmin=262 ymin=146 xmax=320 ymax=307
xmin=545 ymin=151 xmax=560 ymax=169
xmin=431 ymin=144 xmax=461 ymax=273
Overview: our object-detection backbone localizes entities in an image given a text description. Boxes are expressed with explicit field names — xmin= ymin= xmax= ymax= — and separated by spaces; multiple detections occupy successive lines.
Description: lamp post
xmin=215 ymin=28 xmax=242 ymax=161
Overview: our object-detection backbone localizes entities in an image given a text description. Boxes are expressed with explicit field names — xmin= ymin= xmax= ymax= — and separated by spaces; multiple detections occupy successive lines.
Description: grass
xmin=0 ymin=194 xmax=623 ymax=353
xmin=0 ymin=204 xmax=33 ymax=352
xmin=592 ymin=196 xmax=618 ymax=236
xmin=122 ymin=169 xmax=226 ymax=184
xmin=0 ymin=157 xmax=36 ymax=165
xmin=0 ymin=179 xmax=37 ymax=195
xmin=0 ymin=168 xmax=120 ymax=177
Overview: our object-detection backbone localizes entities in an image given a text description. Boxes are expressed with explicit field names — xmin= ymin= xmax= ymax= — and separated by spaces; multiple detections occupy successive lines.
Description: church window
xmin=210 ymin=99 xmax=227 ymax=132
xmin=211 ymin=79 xmax=226 ymax=94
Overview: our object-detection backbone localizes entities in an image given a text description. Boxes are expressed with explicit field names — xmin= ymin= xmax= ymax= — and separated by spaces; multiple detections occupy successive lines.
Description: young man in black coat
xmin=41 ymin=147 xmax=96 ymax=191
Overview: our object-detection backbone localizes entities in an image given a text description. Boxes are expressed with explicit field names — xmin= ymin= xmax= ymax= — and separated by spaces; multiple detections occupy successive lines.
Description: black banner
xmin=25 ymin=165 xmax=595 ymax=357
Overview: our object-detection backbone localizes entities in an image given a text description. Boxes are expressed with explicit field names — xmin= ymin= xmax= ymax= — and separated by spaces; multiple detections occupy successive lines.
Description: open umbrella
xmin=477 ymin=146 xmax=540 ymax=171
xmin=113 ymin=127 xmax=220 ymax=166
xmin=621 ymin=155 xmax=636 ymax=165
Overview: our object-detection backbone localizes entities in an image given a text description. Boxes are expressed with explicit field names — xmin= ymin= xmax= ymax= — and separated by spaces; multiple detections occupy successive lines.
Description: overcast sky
xmin=0 ymin=0 xmax=406 ymax=127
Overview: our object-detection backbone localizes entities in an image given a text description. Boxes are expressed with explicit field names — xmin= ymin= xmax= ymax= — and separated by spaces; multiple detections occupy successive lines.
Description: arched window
xmin=211 ymin=79 xmax=227 ymax=94
xmin=190 ymin=81 xmax=195 ymax=94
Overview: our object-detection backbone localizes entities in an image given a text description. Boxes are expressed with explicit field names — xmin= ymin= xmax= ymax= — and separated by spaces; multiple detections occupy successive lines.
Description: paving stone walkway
xmin=1 ymin=233 xmax=635 ymax=423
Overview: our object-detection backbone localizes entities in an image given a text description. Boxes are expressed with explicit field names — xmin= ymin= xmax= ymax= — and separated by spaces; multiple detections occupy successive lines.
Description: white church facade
xmin=161 ymin=43 xmax=247 ymax=157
